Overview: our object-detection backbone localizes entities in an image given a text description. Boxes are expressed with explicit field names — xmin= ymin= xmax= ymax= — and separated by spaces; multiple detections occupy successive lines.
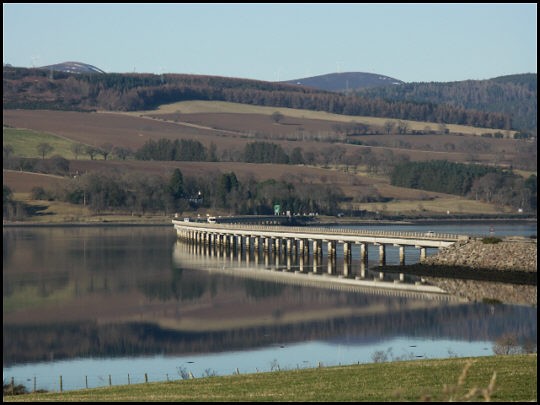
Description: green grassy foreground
xmin=4 ymin=355 xmax=536 ymax=402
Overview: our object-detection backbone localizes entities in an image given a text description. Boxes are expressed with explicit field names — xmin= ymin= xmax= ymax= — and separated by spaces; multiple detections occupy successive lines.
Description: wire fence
xmin=4 ymin=359 xmax=348 ymax=394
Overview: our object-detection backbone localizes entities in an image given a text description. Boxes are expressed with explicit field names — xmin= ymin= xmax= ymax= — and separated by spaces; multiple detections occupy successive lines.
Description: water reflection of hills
xmin=3 ymin=302 xmax=536 ymax=366
xmin=3 ymin=227 xmax=537 ymax=366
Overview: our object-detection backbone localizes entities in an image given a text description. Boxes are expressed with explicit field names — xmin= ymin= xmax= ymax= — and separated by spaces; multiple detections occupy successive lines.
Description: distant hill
xmin=39 ymin=61 xmax=106 ymax=74
xmin=283 ymin=72 xmax=404 ymax=92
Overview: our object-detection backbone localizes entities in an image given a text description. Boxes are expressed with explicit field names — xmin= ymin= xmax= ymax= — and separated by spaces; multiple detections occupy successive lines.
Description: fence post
xmin=128 ymin=373 xmax=131 ymax=385
xmin=85 ymin=375 xmax=88 ymax=389
xmin=145 ymin=373 xmax=148 ymax=383
xmin=59 ymin=375 xmax=63 ymax=392
xmin=34 ymin=376 xmax=36 ymax=393
xmin=109 ymin=374 xmax=112 ymax=386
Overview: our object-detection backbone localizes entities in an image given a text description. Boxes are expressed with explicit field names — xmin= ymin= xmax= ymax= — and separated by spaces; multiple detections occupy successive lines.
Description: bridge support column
xmin=266 ymin=237 xmax=273 ymax=255
xmin=342 ymin=242 xmax=351 ymax=278
xmin=275 ymin=238 xmax=281 ymax=257
xmin=297 ymin=239 xmax=304 ymax=260
xmin=355 ymin=242 xmax=368 ymax=279
xmin=398 ymin=245 xmax=405 ymax=265
xmin=312 ymin=240 xmax=320 ymax=273
xmin=327 ymin=241 xmax=336 ymax=259
xmin=298 ymin=254 xmax=304 ymax=272
xmin=312 ymin=240 xmax=321 ymax=263
xmin=286 ymin=239 xmax=293 ymax=258
xmin=237 ymin=235 xmax=243 ymax=261
xmin=359 ymin=242 xmax=368 ymax=262
xmin=293 ymin=239 xmax=298 ymax=258
xmin=419 ymin=246 xmax=427 ymax=261
xmin=378 ymin=243 xmax=386 ymax=266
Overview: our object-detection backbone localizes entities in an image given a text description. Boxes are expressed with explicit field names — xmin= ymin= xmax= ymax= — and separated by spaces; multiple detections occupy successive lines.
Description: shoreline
xmin=3 ymin=216 xmax=537 ymax=227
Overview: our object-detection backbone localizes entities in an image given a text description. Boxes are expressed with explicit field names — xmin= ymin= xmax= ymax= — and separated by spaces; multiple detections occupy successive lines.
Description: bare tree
xmin=100 ymin=143 xmax=114 ymax=160
xmin=71 ymin=143 xmax=86 ymax=160
xmin=3 ymin=144 xmax=14 ymax=159
xmin=396 ymin=121 xmax=409 ymax=135
xmin=384 ymin=120 xmax=395 ymax=135
xmin=113 ymin=146 xmax=133 ymax=160
xmin=37 ymin=142 xmax=54 ymax=159
xmin=85 ymin=146 xmax=100 ymax=160
xmin=271 ymin=111 xmax=284 ymax=124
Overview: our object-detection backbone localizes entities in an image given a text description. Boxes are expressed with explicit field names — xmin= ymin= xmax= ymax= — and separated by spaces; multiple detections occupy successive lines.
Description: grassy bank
xmin=3 ymin=355 xmax=537 ymax=402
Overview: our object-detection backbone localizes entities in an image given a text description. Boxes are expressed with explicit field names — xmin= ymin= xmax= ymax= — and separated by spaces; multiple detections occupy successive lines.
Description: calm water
xmin=3 ymin=221 xmax=536 ymax=392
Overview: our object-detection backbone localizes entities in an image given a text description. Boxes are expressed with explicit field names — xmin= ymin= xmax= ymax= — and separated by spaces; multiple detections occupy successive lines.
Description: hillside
xmin=3 ymin=102 xmax=536 ymax=222
xmin=3 ymin=65 xmax=513 ymax=131
xmin=283 ymin=72 xmax=404 ymax=92
xmin=356 ymin=74 xmax=537 ymax=132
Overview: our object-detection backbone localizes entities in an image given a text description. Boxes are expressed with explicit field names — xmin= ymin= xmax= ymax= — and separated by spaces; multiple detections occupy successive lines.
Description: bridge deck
xmin=173 ymin=219 xmax=466 ymax=248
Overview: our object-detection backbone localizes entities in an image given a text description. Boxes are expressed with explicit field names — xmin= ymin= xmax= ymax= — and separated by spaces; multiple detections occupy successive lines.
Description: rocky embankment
xmin=422 ymin=237 xmax=537 ymax=272
xmin=420 ymin=237 xmax=537 ymax=306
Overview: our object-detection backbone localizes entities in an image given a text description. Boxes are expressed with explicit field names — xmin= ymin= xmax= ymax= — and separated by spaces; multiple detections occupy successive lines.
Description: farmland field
xmin=129 ymin=100 xmax=518 ymax=137
xmin=3 ymin=106 xmax=523 ymax=167
xmin=3 ymin=103 xmax=533 ymax=220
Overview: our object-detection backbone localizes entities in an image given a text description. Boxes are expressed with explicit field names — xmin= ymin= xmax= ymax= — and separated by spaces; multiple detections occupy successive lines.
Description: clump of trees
xmin=45 ymin=168 xmax=346 ymax=216
xmin=133 ymin=138 xmax=298 ymax=165
xmin=3 ymin=185 xmax=28 ymax=220
xmin=243 ymin=141 xmax=290 ymax=164
xmin=135 ymin=138 xmax=210 ymax=161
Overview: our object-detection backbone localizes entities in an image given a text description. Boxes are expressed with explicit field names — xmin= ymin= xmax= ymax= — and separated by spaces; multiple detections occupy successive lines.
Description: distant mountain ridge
xmin=39 ymin=61 xmax=106 ymax=74
xmin=283 ymin=72 xmax=404 ymax=92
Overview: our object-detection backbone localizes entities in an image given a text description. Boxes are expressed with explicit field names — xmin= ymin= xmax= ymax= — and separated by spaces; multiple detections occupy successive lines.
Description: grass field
xmin=356 ymin=196 xmax=510 ymax=215
xmin=131 ymin=100 xmax=518 ymax=137
xmin=3 ymin=128 xmax=83 ymax=159
xmin=3 ymin=354 xmax=536 ymax=402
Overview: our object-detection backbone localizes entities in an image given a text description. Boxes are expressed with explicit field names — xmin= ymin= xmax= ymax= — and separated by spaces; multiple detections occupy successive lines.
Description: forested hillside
xmin=3 ymin=66 xmax=512 ymax=130
xmin=357 ymin=74 xmax=537 ymax=132
xmin=390 ymin=160 xmax=537 ymax=211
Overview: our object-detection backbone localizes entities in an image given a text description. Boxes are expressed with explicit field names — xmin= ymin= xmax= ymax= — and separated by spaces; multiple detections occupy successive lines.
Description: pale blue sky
xmin=3 ymin=3 xmax=537 ymax=83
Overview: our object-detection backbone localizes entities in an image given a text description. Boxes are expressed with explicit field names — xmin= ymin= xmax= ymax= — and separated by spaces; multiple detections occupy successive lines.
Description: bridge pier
xmin=417 ymin=246 xmax=427 ymax=261
xmin=396 ymin=244 xmax=406 ymax=265
xmin=377 ymin=243 xmax=386 ymax=266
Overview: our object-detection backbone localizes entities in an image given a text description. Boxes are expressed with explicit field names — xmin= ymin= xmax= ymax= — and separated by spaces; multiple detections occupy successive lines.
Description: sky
xmin=3 ymin=3 xmax=537 ymax=83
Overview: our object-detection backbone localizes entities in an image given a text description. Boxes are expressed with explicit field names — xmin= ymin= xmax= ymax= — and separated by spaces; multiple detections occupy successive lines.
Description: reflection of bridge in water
xmin=172 ymin=217 xmax=469 ymax=299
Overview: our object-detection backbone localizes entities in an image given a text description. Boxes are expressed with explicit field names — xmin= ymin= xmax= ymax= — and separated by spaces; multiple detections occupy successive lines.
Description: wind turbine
xmin=31 ymin=55 xmax=40 ymax=68
xmin=158 ymin=66 xmax=166 ymax=84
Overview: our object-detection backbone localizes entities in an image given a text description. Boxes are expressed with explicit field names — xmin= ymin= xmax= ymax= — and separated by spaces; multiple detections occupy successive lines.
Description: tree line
xmin=3 ymin=66 xmax=515 ymax=130
xmin=390 ymin=160 xmax=537 ymax=211
xmin=135 ymin=139 xmax=301 ymax=165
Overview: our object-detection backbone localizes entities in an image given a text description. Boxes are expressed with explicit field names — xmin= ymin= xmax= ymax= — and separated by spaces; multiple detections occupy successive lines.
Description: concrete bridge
xmin=172 ymin=217 xmax=468 ymax=281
